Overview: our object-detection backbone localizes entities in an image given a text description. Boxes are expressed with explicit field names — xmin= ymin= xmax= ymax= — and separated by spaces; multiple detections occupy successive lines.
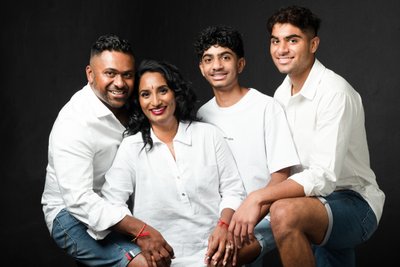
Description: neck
xmin=113 ymin=107 xmax=129 ymax=126
xmin=151 ymin=119 xmax=179 ymax=144
xmin=213 ymin=85 xmax=249 ymax=107
xmin=289 ymin=59 xmax=315 ymax=95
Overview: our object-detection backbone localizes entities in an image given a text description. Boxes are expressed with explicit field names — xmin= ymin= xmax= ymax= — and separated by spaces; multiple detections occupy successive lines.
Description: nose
xmin=212 ymin=58 xmax=223 ymax=71
xmin=113 ymin=74 xmax=125 ymax=88
xmin=150 ymin=93 xmax=161 ymax=106
xmin=277 ymin=41 xmax=289 ymax=54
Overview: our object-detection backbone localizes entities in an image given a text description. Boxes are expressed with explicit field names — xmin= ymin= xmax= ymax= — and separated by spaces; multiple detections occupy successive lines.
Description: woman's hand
xmin=205 ymin=220 xmax=236 ymax=266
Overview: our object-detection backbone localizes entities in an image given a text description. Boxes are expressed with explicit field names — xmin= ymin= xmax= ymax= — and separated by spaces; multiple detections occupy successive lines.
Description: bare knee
xmin=128 ymin=253 xmax=149 ymax=267
xmin=270 ymin=199 xmax=299 ymax=240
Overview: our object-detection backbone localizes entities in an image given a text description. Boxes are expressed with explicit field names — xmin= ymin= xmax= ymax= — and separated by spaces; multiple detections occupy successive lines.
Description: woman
xmin=101 ymin=59 xmax=246 ymax=266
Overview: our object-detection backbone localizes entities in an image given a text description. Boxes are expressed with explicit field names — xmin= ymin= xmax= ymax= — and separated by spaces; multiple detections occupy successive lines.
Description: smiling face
xmin=199 ymin=45 xmax=245 ymax=92
xmin=138 ymin=71 xmax=177 ymax=129
xmin=86 ymin=50 xmax=135 ymax=114
xmin=270 ymin=23 xmax=319 ymax=82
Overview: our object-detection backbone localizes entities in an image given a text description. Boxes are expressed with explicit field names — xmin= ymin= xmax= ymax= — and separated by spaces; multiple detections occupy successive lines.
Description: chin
xmin=276 ymin=67 xmax=291 ymax=74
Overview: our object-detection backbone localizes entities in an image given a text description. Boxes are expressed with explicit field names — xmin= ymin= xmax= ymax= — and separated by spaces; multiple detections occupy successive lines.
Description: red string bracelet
xmin=132 ymin=223 xmax=149 ymax=242
xmin=218 ymin=219 xmax=229 ymax=228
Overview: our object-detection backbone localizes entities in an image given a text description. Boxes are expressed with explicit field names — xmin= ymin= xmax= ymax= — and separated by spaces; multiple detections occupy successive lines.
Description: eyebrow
xmin=139 ymin=84 xmax=168 ymax=92
xmin=271 ymin=34 xmax=303 ymax=40
xmin=202 ymin=51 xmax=234 ymax=59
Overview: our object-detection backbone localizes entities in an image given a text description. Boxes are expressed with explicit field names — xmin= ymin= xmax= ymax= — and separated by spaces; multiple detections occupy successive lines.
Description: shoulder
xmin=122 ymin=133 xmax=145 ymax=145
xmin=318 ymin=70 xmax=362 ymax=107
xmin=248 ymin=88 xmax=275 ymax=103
xmin=55 ymin=87 xmax=94 ymax=125
xmin=248 ymin=88 xmax=283 ymax=112
xmin=198 ymin=97 xmax=216 ymax=114
xmin=188 ymin=121 xmax=224 ymax=138
xmin=188 ymin=121 xmax=217 ymax=132
xmin=313 ymin=61 xmax=358 ymax=96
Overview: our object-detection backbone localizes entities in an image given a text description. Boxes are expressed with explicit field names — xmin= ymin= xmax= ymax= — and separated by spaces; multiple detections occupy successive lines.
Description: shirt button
xmin=181 ymin=193 xmax=185 ymax=196
xmin=177 ymin=176 xmax=180 ymax=179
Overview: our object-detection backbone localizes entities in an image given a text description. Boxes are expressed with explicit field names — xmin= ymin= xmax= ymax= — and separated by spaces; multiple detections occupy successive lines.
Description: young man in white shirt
xmin=194 ymin=25 xmax=300 ymax=266
xmin=229 ymin=6 xmax=385 ymax=267
xmin=41 ymin=34 xmax=172 ymax=267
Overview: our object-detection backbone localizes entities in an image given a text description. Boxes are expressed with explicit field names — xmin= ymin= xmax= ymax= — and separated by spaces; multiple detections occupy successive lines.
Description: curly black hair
xmin=267 ymin=5 xmax=321 ymax=37
xmin=193 ymin=25 xmax=244 ymax=61
xmin=125 ymin=59 xmax=200 ymax=150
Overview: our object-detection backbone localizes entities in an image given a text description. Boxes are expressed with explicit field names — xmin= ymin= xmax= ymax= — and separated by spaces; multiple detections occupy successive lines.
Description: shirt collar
xmin=151 ymin=121 xmax=193 ymax=146
xmin=83 ymin=83 xmax=115 ymax=118
xmin=283 ymin=59 xmax=326 ymax=101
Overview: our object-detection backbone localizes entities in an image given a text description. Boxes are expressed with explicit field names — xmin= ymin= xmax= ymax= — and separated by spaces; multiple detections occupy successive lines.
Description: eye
xmin=202 ymin=57 xmax=212 ymax=64
xmin=105 ymin=71 xmax=116 ymax=78
xmin=289 ymin=38 xmax=298 ymax=44
xmin=122 ymin=72 xmax=134 ymax=79
xmin=221 ymin=55 xmax=231 ymax=61
xmin=159 ymin=86 xmax=169 ymax=94
xmin=139 ymin=91 xmax=150 ymax=98
xmin=271 ymin=39 xmax=279 ymax=45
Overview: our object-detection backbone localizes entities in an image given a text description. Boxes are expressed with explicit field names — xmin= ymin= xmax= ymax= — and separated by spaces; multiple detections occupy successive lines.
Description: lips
xmin=210 ymin=72 xmax=227 ymax=80
xmin=277 ymin=56 xmax=294 ymax=64
xmin=108 ymin=90 xmax=127 ymax=100
xmin=150 ymin=107 xmax=166 ymax=115
xmin=110 ymin=90 xmax=125 ymax=95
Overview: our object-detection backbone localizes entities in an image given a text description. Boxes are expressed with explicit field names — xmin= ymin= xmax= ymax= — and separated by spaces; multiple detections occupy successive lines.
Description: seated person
xmin=100 ymin=59 xmax=252 ymax=266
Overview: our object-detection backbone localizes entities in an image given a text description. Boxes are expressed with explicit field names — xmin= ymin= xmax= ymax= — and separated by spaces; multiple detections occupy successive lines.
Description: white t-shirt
xmin=274 ymin=59 xmax=385 ymax=223
xmin=198 ymin=88 xmax=300 ymax=194
xmin=101 ymin=121 xmax=246 ymax=266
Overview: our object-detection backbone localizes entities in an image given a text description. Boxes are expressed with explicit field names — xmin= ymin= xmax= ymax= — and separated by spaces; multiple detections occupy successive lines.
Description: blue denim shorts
xmin=245 ymin=217 xmax=275 ymax=266
xmin=313 ymin=190 xmax=378 ymax=267
xmin=52 ymin=209 xmax=141 ymax=267
xmin=247 ymin=190 xmax=378 ymax=267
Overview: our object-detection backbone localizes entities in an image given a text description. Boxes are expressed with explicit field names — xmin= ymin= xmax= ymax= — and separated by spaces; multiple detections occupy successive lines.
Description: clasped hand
xmin=136 ymin=224 xmax=175 ymax=267
xmin=205 ymin=224 xmax=236 ymax=266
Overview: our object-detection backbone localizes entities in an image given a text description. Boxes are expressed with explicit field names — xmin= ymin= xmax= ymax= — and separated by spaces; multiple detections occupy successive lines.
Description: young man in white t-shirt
xmin=194 ymin=25 xmax=300 ymax=266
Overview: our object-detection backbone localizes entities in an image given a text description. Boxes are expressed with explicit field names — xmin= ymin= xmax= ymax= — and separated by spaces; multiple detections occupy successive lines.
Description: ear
xmin=199 ymin=62 xmax=205 ymax=77
xmin=238 ymin=58 xmax=246 ymax=74
xmin=310 ymin=36 xmax=320 ymax=54
xmin=86 ymin=65 xmax=94 ymax=83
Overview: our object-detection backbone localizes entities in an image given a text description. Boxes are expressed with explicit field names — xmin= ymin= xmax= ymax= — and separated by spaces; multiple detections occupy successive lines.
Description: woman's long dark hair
xmin=125 ymin=59 xmax=200 ymax=150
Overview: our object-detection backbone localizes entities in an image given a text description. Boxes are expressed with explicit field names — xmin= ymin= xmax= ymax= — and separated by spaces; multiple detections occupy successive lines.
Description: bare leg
xmin=128 ymin=253 xmax=150 ymax=267
xmin=234 ymin=239 xmax=262 ymax=266
xmin=270 ymin=197 xmax=329 ymax=267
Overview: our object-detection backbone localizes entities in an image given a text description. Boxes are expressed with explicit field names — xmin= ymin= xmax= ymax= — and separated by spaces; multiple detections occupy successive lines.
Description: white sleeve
xmin=213 ymin=128 xmax=246 ymax=214
xmin=51 ymin=120 xmax=130 ymax=239
xmin=290 ymin=91 xmax=353 ymax=196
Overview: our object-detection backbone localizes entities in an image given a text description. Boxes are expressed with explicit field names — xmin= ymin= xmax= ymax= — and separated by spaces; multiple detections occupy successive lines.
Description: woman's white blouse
xmin=101 ymin=121 xmax=246 ymax=266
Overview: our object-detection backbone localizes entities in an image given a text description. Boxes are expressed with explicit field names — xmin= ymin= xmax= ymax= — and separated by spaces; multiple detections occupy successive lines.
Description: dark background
xmin=2 ymin=0 xmax=398 ymax=266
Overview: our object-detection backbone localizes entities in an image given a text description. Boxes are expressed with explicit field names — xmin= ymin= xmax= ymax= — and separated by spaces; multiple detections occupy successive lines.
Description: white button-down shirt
xmin=41 ymin=84 xmax=130 ymax=235
xmin=274 ymin=59 xmax=385 ymax=222
xmin=101 ymin=121 xmax=246 ymax=266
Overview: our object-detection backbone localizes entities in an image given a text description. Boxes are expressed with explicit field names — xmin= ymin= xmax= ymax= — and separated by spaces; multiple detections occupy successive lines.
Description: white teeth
xmin=111 ymin=91 xmax=124 ymax=95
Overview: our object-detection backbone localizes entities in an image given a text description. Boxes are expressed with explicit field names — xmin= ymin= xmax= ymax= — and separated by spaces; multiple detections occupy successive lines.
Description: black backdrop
xmin=2 ymin=0 xmax=399 ymax=266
